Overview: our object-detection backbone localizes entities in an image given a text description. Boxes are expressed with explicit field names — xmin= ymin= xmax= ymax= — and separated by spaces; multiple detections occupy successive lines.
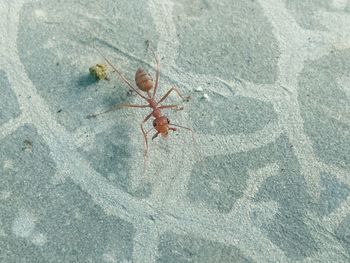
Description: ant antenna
xmin=170 ymin=123 xmax=196 ymax=144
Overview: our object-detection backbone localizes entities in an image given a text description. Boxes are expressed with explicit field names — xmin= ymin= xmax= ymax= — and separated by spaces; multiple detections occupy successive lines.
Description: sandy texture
xmin=1 ymin=0 xmax=350 ymax=262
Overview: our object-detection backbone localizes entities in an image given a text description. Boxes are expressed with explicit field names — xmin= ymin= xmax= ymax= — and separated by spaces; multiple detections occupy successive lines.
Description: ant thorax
xmin=147 ymin=99 xmax=157 ymax=108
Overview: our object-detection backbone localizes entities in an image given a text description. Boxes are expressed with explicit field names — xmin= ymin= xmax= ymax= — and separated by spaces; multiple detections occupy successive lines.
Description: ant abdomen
xmin=135 ymin=68 xmax=154 ymax=92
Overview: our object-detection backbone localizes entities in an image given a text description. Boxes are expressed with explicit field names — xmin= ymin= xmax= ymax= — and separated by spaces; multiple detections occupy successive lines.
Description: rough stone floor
xmin=1 ymin=0 xmax=350 ymax=262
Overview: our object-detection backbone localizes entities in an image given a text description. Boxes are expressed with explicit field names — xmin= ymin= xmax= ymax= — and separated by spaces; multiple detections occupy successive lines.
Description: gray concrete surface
xmin=1 ymin=0 xmax=350 ymax=262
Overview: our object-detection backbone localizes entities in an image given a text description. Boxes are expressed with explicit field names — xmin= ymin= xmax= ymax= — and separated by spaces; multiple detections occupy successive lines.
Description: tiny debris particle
xmin=57 ymin=109 xmax=62 ymax=113
xmin=89 ymin=64 xmax=108 ymax=80
xmin=194 ymin=86 xmax=203 ymax=92
xmin=201 ymin=93 xmax=210 ymax=100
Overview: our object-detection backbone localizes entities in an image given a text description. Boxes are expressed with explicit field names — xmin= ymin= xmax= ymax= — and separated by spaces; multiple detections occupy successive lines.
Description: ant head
xmin=153 ymin=117 xmax=170 ymax=135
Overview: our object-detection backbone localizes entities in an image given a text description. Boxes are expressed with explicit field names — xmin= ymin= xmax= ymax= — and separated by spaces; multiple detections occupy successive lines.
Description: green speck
xmin=89 ymin=64 xmax=108 ymax=80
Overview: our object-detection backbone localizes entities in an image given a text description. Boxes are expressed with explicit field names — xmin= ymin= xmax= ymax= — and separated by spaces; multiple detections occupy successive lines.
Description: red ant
xmin=87 ymin=44 xmax=193 ymax=156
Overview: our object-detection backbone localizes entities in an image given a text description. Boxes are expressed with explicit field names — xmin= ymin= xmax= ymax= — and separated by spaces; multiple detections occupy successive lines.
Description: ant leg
xmin=140 ymin=114 xmax=154 ymax=174
xmin=93 ymin=46 xmax=148 ymax=101
xmin=146 ymin=41 xmax=160 ymax=99
xmin=157 ymin=86 xmax=190 ymax=105
xmin=158 ymin=104 xmax=184 ymax=111
xmin=140 ymin=112 xmax=153 ymax=156
xmin=170 ymin=123 xmax=196 ymax=143
xmin=152 ymin=132 xmax=160 ymax=141
xmin=87 ymin=103 xmax=149 ymax=118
